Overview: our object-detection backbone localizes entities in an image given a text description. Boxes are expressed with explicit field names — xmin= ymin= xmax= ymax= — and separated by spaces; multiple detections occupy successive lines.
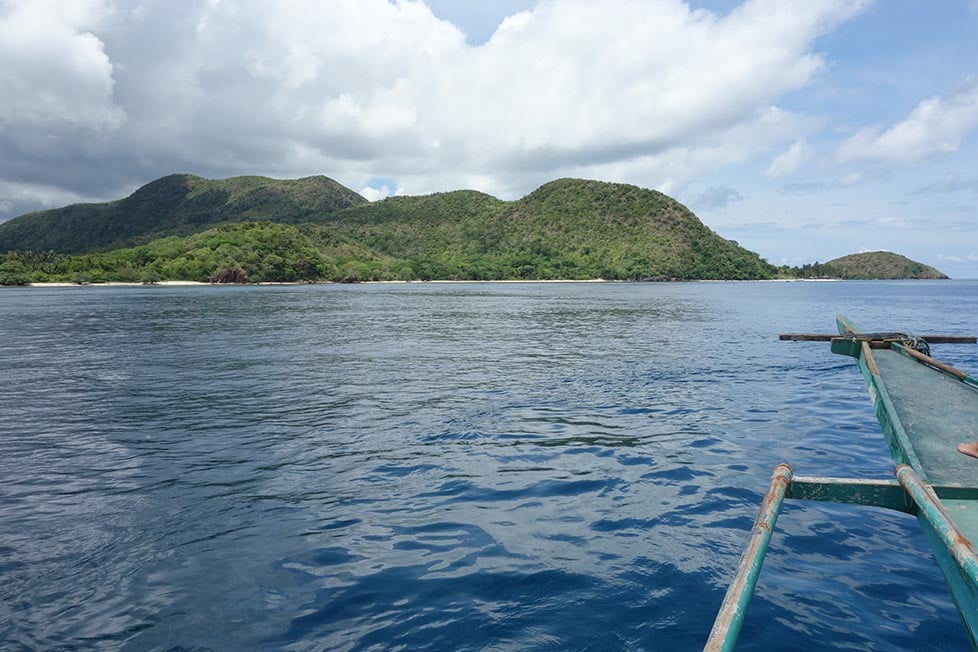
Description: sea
xmin=1 ymin=280 xmax=977 ymax=651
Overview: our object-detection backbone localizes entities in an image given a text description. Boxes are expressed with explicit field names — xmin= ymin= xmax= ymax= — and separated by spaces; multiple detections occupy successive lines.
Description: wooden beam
xmin=780 ymin=333 xmax=976 ymax=344
xmin=893 ymin=343 xmax=969 ymax=380
xmin=861 ymin=341 xmax=880 ymax=376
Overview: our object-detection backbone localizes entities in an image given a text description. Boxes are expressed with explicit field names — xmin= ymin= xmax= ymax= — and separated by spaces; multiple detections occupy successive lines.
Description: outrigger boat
xmin=706 ymin=316 xmax=978 ymax=651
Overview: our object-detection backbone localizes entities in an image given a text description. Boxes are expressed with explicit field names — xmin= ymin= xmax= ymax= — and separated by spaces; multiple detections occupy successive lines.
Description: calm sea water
xmin=1 ymin=281 xmax=977 ymax=651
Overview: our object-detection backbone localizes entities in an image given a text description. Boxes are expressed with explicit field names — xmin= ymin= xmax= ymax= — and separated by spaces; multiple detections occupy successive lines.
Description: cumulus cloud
xmin=359 ymin=183 xmax=404 ymax=202
xmin=0 ymin=0 xmax=123 ymax=129
xmin=0 ymin=0 xmax=868 ymax=218
xmin=836 ymin=76 xmax=978 ymax=163
xmin=766 ymin=139 xmax=810 ymax=176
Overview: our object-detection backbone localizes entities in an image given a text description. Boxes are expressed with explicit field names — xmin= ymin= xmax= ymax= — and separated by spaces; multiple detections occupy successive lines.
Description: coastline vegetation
xmin=0 ymin=174 xmax=366 ymax=254
xmin=0 ymin=175 xmax=949 ymax=285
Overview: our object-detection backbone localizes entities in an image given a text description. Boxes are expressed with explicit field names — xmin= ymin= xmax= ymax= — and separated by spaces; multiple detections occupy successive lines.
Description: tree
xmin=0 ymin=261 xmax=31 ymax=286
xmin=209 ymin=267 xmax=249 ymax=283
xmin=141 ymin=270 xmax=162 ymax=284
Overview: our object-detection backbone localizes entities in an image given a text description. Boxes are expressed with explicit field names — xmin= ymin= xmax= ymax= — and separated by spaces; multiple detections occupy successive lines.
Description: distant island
xmin=775 ymin=251 xmax=948 ymax=280
xmin=0 ymin=174 xmax=949 ymax=285
xmin=826 ymin=252 xmax=947 ymax=279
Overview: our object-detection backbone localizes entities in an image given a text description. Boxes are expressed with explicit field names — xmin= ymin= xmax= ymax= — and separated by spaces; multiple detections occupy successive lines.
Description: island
xmin=0 ymin=174 xmax=950 ymax=285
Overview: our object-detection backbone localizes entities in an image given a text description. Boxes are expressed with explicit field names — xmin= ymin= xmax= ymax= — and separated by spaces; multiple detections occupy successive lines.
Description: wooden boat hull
xmin=707 ymin=317 xmax=978 ymax=650
xmin=835 ymin=316 xmax=978 ymax=648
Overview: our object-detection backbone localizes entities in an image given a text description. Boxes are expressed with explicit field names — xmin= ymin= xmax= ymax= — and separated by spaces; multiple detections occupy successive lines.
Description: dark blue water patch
xmin=414 ymin=477 xmax=620 ymax=506
xmin=640 ymin=464 xmax=716 ymax=484
xmin=282 ymin=566 xmax=601 ymax=650
xmin=370 ymin=463 xmax=440 ymax=478
xmin=615 ymin=452 xmax=656 ymax=467
xmin=594 ymin=513 xmax=670 ymax=533
xmin=293 ymin=546 xmax=367 ymax=568
xmin=307 ymin=518 xmax=363 ymax=534
xmin=1 ymin=282 xmax=976 ymax=650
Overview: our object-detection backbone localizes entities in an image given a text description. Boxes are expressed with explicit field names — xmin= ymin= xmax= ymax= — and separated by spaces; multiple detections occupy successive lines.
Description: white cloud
xmin=0 ymin=178 xmax=103 ymax=222
xmin=359 ymin=186 xmax=388 ymax=202
xmin=914 ymin=171 xmax=978 ymax=194
xmin=0 ymin=0 xmax=868 ymax=208
xmin=766 ymin=139 xmax=810 ymax=176
xmin=359 ymin=184 xmax=403 ymax=202
xmin=837 ymin=76 xmax=978 ymax=163
xmin=939 ymin=253 xmax=978 ymax=263
xmin=0 ymin=178 xmax=97 ymax=207
xmin=0 ymin=0 xmax=124 ymax=130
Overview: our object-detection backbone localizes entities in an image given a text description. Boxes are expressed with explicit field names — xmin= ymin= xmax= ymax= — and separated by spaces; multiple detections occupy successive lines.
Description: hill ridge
xmin=826 ymin=251 xmax=948 ymax=279
xmin=317 ymin=176 xmax=774 ymax=280
xmin=0 ymin=174 xmax=950 ymax=282
xmin=0 ymin=174 xmax=367 ymax=253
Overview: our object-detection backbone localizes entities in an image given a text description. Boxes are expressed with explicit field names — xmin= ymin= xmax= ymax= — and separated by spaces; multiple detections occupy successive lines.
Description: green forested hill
xmin=826 ymin=251 xmax=948 ymax=279
xmin=323 ymin=189 xmax=508 ymax=275
xmin=506 ymin=179 xmax=773 ymax=279
xmin=321 ymin=179 xmax=775 ymax=280
xmin=0 ymin=174 xmax=367 ymax=253
xmin=0 ymin=222 xmax=404 ymax=284
xmin=0 ymin=174 xmax=780 ymax=282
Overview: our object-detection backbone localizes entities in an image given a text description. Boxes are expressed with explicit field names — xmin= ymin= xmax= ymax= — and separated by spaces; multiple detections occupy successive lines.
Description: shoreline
xmin=9 ymin=278 xmax=916 ymax=288
xmin=24 ymin=280 xmax=210 ymax=287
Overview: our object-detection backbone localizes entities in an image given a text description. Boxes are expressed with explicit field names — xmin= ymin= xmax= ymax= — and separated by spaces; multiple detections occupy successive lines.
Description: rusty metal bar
xmin=705 ymin=464 xmax=793 ymax=652
xmin=895 ymin=465 xmax=978 ymax=582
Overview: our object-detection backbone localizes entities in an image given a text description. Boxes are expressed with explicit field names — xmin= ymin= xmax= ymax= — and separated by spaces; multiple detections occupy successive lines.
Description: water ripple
xmin=1 ymin=282 xmax=976 ymax=650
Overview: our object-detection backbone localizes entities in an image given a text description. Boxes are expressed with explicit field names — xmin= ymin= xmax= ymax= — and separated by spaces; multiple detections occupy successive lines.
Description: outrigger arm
xmin=708 ymin=319 xmax=978 ymax=650
xmin=705 ymin=465 xmax=978 ymax=651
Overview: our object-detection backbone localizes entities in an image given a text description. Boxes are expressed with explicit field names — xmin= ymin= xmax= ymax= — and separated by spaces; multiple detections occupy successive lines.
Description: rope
xmin=901 ymin=335 xmax=931 ymax=357
xmin=845 ymin=332 xmax=932 ymax=357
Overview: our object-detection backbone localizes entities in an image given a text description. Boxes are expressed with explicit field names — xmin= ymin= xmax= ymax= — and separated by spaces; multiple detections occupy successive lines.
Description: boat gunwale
xmin=835 ymin=316 xmax=929 ymax=478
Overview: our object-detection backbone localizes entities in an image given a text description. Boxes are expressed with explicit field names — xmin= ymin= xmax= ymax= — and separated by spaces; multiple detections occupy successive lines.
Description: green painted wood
xmin=937 ymin=486 xmax=978 ymax=501
xmin=835 ymin=315 xmax=978 ymax=650
xmin=873 ymin=347 xmax=978 ymax=486
xmin=789 ymin=477 xmax=978 ymax=508
xmin=897 ymin=465 xmax=978 ymax=649
xmin=836 ymin=314 xmax=859 ymax=336
xmin=830 ymin=338 xmax=860 ymax=358
xmin=710 ymin=317 xmax=978 ymax=650
xmin=835 ymin=319 xmax=926 ymax=473
xmin=789 ymin=476 xmax=912 ymax=511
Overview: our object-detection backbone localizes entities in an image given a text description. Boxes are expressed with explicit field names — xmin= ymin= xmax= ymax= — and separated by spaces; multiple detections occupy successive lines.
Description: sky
xmin=1 ymin=1 xmax=977 ymax=277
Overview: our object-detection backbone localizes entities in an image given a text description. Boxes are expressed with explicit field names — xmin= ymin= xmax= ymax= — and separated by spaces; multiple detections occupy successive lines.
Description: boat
xmin=705 ymin=316 xmax=978 ymax=651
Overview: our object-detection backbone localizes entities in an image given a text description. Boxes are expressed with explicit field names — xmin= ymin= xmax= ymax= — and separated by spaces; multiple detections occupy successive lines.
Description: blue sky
xmin=1 ymin=0 xmax=977 ymax=276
